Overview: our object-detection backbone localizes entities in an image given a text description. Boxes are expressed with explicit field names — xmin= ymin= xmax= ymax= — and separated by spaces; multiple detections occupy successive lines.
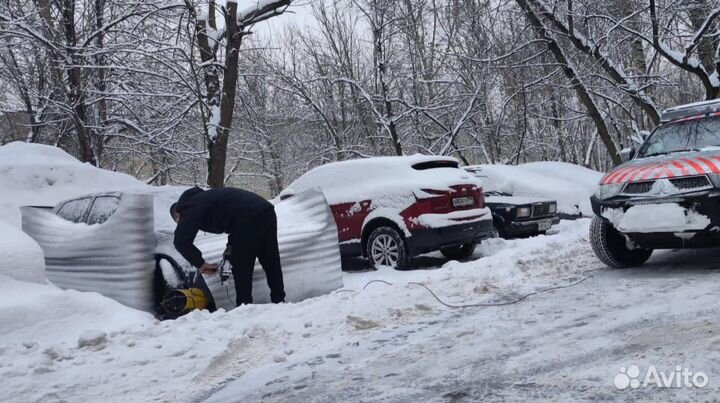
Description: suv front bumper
xmin=407 ymin=218 xmax=494 ymax=256
xmin=590 ymin=191 xmax=720 ymax=248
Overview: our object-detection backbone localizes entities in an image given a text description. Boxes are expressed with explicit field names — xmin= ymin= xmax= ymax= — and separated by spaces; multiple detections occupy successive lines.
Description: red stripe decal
xmin=670 ymin=160 xmax=689 ymax=176
xmin=682 ymin=158 xmax=705 ymax=175
xmin=639 ymin=162 xmax=664 ymax=180
xmin=647 ymin=162 xmax=671 ymax=180
xmin=652 ymin=162 xmax=675 ymax=179
xmin=600 ymin=172 xmax=617 ymax=185
xmin=614 ymin=166 xmax=638 ymax=184
xmin=628 ymin=162 xmax=659 ymax=182
xmin=696 ymin=157 xmax=720 ymax=173
xmin=604 ymin=167 xmax=629 ymax=184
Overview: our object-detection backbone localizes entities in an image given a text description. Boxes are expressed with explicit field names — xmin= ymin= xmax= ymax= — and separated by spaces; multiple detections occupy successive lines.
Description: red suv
xmin=279 ymin=155 xmax=493 ymax=268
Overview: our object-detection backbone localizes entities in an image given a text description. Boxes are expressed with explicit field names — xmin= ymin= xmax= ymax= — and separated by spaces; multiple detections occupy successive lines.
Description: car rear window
xmin=56 ymin=198 xmax=93 ymax=223
xmin=412 ymin=160 xmax=459 ymax=170
xmin=86 ymin=196 xmax=121 ymax=225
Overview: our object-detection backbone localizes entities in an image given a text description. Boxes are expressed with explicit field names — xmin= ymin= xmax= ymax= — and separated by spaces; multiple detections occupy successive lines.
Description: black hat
xmin=170 ymin=186 xmax=204 ymax=218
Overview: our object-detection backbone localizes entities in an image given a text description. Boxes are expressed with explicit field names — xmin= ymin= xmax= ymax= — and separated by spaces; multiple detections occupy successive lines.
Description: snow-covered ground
xmin=3 ymin=142 xmax=719 ymax=402
xmin=4 ymin=219 xmax=720 ymax=402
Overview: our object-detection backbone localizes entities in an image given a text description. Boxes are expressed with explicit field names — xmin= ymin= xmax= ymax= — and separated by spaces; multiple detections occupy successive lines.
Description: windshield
xmin=637 ymin=116 xmax=720 ymax=158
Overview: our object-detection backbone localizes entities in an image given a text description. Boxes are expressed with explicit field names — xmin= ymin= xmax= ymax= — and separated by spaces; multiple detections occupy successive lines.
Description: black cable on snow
xmin=335 ymin=271 xmax=599 ymax=309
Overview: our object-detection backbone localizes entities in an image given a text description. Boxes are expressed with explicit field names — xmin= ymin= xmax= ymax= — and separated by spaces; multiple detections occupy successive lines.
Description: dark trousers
xmin=229 ymin=208 xmax=285 ymax=305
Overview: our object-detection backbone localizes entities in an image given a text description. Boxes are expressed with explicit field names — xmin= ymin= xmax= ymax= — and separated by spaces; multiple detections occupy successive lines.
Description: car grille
xmin=621 ymin=175 xmax=712 ymax=196
xmin=670 ymin=175 xmax=711 ymax=190
xmin=531 ymin=203 xmax=551 ymax=217
xmin=623 ymin=181 xmax=654 ymax=194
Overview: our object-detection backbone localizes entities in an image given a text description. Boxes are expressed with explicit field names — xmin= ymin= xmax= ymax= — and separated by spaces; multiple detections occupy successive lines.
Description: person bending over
xmin=170 ymin=187 xmax=285 ymax=305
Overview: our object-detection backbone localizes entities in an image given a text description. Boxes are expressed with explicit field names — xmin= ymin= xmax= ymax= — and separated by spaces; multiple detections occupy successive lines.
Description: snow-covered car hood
xmin=485 ymin=195 xmax=554 ymax=206
xmin=600 ymin=150 xmax=720 ymax=185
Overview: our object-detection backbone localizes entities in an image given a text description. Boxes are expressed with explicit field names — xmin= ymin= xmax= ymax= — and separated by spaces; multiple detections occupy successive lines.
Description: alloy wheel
xmin=370 ymin=234 xmax=399 ymax=266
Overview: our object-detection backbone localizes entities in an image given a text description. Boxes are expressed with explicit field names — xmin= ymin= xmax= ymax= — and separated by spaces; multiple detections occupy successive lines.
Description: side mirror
xmin=620 ymin=147 xmax=636 ymax=163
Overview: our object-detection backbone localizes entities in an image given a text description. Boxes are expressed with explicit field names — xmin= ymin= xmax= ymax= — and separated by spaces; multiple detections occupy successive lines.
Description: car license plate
xmin=538 ymin=219 xmax=552 ymax=231
xmin=452 ymin=196 xmax=474 ymax=208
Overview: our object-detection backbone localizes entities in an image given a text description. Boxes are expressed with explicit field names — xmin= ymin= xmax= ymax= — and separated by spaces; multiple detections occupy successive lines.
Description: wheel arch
xmin=361 ymin=217 xmax=407 ymax=257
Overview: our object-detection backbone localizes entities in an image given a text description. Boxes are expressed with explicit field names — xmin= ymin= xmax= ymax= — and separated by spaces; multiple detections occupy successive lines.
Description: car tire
xmin=590 ymin=215 xmax=652 ymax=268
xmin=366 ymin=226 xmax=408 ymax=269
xmin=440 ymin=242 xmax=477 ymax=260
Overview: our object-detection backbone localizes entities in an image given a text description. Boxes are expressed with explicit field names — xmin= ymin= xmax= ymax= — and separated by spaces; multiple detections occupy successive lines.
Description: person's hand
xmin=200 ymin=262 xmax=219 ymax=274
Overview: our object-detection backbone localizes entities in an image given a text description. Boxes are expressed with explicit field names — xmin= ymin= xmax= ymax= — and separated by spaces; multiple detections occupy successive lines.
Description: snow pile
xmin=0 ymin=220 xmax=46 ymax=284
xmin=0 ymin=219 xmax=595 ymax=403
xmin=0 ymin=277 xmax=153 ymax=346
xmin=602 ymin=203 xmax=711 ymax=233
xmin=467 ymin=162 xmax=603 ymax=216
xmin=0 ymin=142 xmax=149 ymax=227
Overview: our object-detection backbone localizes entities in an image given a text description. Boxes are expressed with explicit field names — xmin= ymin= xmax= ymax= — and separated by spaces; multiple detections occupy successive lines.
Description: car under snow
xmin=278 ymin=155 xmax=494 ymax=268
xmin=465 ymin=162 xmax=602 ymax=219
xmin=591 ymin=99 xmax=720 ymax=268
xmin=20 ymin=188 xmax=343 ymax=315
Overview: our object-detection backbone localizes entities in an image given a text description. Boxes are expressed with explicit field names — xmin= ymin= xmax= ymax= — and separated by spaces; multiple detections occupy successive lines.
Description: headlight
xmin=517 ymin=206 xmax=531 ymax=218
xmin=708 ymin=173 xmax=720 ymax=188
xmin=549 ymin=203 xmax=557 ymax=214
xmin=594 ymin=183 xmax=623 ymax=200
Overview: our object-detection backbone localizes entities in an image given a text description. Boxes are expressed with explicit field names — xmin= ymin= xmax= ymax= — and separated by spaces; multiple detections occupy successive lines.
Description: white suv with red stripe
xmin=590 ymin=99 xmax=720 ymax=268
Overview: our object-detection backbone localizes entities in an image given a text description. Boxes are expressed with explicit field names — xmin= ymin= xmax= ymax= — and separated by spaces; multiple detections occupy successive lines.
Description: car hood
xmin=485 ymin=195 xmax=554 ymax=206
xmin=600 ymin=150 xmax=720 ymax=185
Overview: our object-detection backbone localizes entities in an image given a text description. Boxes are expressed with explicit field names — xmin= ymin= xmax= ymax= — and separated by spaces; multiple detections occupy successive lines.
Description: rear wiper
xmin=485 ymin=190 xmax=511 ymax=196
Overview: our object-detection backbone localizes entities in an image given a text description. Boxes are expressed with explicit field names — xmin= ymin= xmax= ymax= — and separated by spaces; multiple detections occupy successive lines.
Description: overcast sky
xmin=252 ymin=0 xmax=316 ymax=42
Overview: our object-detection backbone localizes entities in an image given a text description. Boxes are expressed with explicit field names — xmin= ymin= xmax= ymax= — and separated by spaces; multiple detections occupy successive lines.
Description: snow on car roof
xmin=312 ymin=154 xmax=458 ymax=169
xmin=285 ymin=154 xmax=478 ymax=206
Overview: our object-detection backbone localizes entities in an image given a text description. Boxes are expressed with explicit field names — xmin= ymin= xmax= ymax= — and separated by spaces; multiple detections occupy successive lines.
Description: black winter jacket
xmin=173 ymin=187 xmax=273 ymax=268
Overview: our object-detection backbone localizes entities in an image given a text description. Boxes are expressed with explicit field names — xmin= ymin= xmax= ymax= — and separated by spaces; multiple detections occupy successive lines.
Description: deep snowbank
xmin=0 ymin=276 xmax=153 ymax=346
xmin=0 ymin=142 xmax=148 ymax=226
xmin=0 ymin=220 xmax=46 ymax=284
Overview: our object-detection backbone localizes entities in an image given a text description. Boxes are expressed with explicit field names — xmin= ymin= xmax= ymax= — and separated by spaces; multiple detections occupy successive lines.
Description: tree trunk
xmin=94 ymin=0 xmax=108 ymax=163
xmin=61 ymin=0 xmax=95 ymax=165
xmin=207 ymin=1 xmax=244 ymax=188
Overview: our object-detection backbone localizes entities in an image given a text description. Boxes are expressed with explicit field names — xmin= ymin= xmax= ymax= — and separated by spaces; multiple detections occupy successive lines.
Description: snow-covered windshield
xmin=638 ymin=116 xmax=720 ymax=158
